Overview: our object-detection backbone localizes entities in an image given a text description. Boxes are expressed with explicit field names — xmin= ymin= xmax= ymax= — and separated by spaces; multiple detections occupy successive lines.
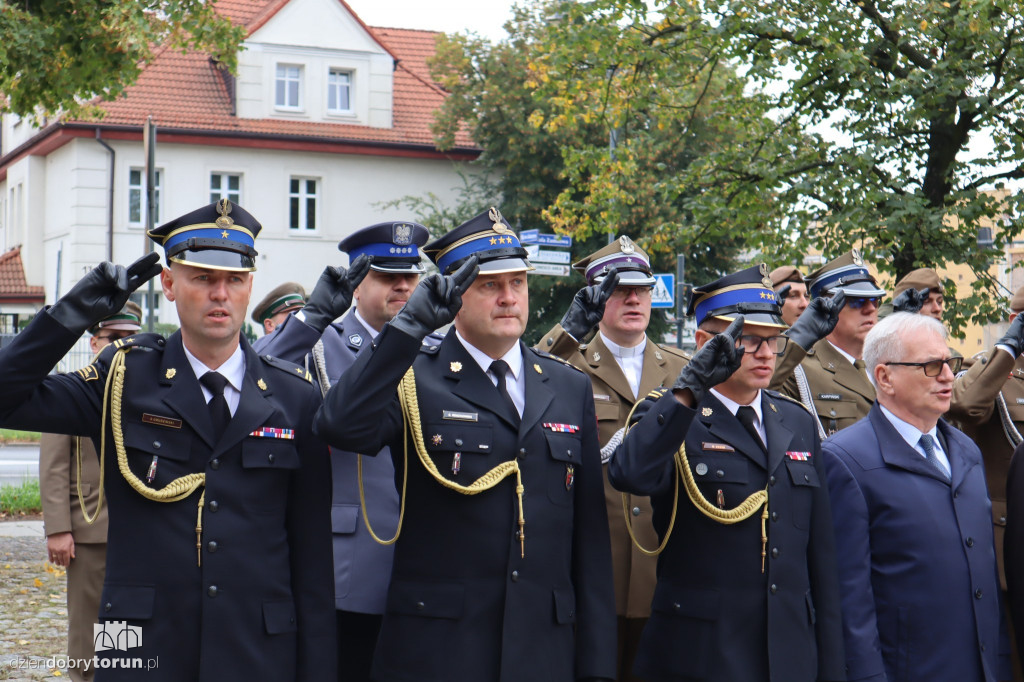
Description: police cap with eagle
xmin=424 ymin=207 xmax=533 ymax=275
xmin=337 ymin=220 xmax=430 ymax=274
xmin=572 ymin=236 xmax=656 ymax=287
xmin=687 ymin=264 xmax=787 ymax=329
xmin=805 ymin=249 xmax=886 ymax=300
xmin=148 ymin=199 xmax=261 ymax=272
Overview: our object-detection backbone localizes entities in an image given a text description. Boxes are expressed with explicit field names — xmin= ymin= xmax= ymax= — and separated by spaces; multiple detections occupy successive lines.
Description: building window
xmin=289 ymin=177 xmax=319 ymax=231
xmin=978 ymin=226 xmax=993 ymax=245
xmin=129 ymin=168 xmax=163 ymax=225
xmin=327 ymin=69 xmax=352 ymax=113
xmin=275 ymin=64 xmax=302 ymax=109
xmin=210 ymin=173 xmax=241 ymax=204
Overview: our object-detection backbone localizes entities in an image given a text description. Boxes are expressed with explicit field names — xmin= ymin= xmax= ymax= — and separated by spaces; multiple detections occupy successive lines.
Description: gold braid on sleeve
xmin=98 ymin=348 xmax=208 ymax=566
xmin=359 ymin=367 xmax=527 ymax=557
xmin=621 ymin=393 xmax=769 ymax=570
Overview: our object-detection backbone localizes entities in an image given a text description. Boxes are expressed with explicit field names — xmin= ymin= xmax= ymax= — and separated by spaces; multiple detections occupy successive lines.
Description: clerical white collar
xmin=600 ymin=331 xmax=647 ymax=359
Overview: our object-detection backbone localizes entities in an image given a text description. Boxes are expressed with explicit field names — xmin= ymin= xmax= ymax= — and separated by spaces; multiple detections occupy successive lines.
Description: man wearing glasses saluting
xmin=770 ymin=250 xmax=887 ymax=438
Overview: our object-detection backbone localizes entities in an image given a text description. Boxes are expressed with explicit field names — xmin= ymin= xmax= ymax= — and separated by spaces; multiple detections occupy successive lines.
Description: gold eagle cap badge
xmin=215 ymin=198 xmax=235 ymax=229
xmin=489 ymin=207 xmax=511 ymax=234
xmin=852 ymin=248 xmax=864 ymax=266
xmin=619 ymin=236 xmax=635 ymax=254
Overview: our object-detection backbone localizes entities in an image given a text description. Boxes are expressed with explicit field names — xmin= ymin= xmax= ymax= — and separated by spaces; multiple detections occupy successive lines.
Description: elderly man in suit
xmin=823 ymin=311 xmax=1009 ymax=682
xmin=0 ymin=200 xmax=335 ymax=681
xmin=609 ymin=264 xmax=845 ymax=682
xmin=315 ymin=207 xmax=617 ymax=682
xmin=258 ymin=220 xmax=437 ymax=682
xmin=537 ymin=236 xmax=690 ymax=681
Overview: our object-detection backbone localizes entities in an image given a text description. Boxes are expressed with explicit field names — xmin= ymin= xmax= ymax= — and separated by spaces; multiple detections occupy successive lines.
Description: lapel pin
xmin=165 ymin=368 xmax=176 ymax=379
xmin=432 ymin=434 xmax=443 ymax=446
xmin=534 ymin=363 xmax=542 ymax=374
xmin=450 ymin=361 xmax=462 ymax=373
xmin=592 ymin=351 xmax=601 ymax=362
xmin=655 ymin=350 xmax=663 ymax=361
xmin=565 ymin=464 xmax=575 ymax=491
xmin=349 ymin=333 xmax=363 ymax=347
xmin=702 ymin=407 xmax=713 ymax=417
xmin=258 ymin=378 xmax=267 ymax=391
xmin=769 ymin=402 xmax=777 ymax=413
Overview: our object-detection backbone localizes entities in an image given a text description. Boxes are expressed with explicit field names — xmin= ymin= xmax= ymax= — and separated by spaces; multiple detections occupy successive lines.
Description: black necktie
xmin=489 ymin=360 xmax=520 ymax=423
xmin=200 ymin=371 xmax=232 ymax=434
xmin=736 ymin=405 xmax=766 ymax=452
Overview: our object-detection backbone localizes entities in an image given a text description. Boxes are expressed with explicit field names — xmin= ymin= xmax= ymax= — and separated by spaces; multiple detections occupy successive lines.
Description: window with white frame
xmin=129 ymin=168 xmax=163 ymax=225
xmin=288 ymin=177 xmax=319 ymax=232
xmin=210 ymin=173 xmax=241 ymax=204
xmin=275 ymin=64 xmax=303 ymax=110
xmin=327 ymin=69 xmax=352 ymax=113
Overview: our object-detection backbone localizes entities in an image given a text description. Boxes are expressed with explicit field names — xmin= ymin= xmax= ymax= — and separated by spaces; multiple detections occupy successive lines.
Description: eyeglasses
xmin=610 ymin=286 xmax=652 ymax=299
xmin=735 ymin=334 xmax=789 ymax=356
xmin=846 ymin=296 xmax=881 ymax=309
xmin=884 ymin=356 xmax=963 ymax=377
xmin=93 ymin=333 xmax=132 ymax=343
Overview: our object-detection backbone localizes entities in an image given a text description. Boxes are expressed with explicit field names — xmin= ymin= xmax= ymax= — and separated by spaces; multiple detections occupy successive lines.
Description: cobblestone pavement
xmin=0 ymin=534 xmax=67 ymax=681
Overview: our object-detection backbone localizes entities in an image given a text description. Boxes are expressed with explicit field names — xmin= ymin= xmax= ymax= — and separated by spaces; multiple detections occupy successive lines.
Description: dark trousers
xmin=618 ymin=615 xmax=648 ymax=682
xmin=337 ymin=610 xmax=382 ymax=682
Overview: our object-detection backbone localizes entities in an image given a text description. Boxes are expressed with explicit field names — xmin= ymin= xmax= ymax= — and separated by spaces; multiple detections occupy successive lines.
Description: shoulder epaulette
xmin=419 ymin=342 xmax=441 ymax=354
xmin=530 ymin=347 xmax=585 ymax=373
xmin=765 ymin=389 xmax=814 ymax=416
xmin=112 ymin=332 xmax=164 ymax=352
xmin=261 ymin=354 xmax=313 ymax=383
xmin=646 ymin=386 xmax=671 ymax=400
xmin=657 ymin=344 xmax=691 ymax=360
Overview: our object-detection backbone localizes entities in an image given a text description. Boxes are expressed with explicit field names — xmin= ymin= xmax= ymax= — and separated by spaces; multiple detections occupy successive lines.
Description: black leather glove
xmin=301 ymin=254 xmax=372 ymax=333
xmin=785 ymin=290 xmax=847 ymax=351
xmin=48 ymin=253 xmax=162 ymax=336
xmin=893 ymin=286 xmax=929 ymax=314
xmin=776 ymin=283 xmax=791 ymax=303
xmin=560 ymin=268 xmax=620 ymax=340
xmin=672 ymin=316 xmax=745 ymax=405
xmin=389 ymin=256 xmax=479 ymax=340
xmin=998 ymin=313 xmax=1024 ymax=357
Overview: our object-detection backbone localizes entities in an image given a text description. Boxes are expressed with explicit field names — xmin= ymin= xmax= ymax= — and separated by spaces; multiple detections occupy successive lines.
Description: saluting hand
xmin=560 ymin=268 xmax=620 ymax=341
xmin=301 ymin=254 xmax=372 ymax=333
xmin=672 ymin=316 xmax=745 ymax=406
xmin=892 ymin=286 xmax=929 ymax=314
xmin=785 ymin=290 xmax=846 ymax=351
xmin=389 ymin=255 xmax=479 ymax=340
xmin=998 ymin=313 xmax=1024 ymax=357
xmin=776 ymin=283 xmax=792 ymax=303
xmin=48 ymin=252 xmax=162 ymax=336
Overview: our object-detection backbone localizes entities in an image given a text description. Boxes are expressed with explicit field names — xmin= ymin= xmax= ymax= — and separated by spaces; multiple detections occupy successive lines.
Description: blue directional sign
xmin=535 ymin=233 xmax=572 ymax=247
xmin=519 ymin=229 xmax=539 ymax=243
xmin=652 ymin=273 xmax=675 ymax=309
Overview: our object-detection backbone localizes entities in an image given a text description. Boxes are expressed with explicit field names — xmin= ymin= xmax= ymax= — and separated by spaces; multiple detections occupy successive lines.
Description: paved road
xmin=0 ymin=444 xmax=40 ymax=487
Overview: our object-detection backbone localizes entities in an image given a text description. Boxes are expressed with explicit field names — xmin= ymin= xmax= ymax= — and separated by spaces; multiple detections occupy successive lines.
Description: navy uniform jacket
xmin=609 ymin=388 xmax=845 ymax=682
xmin=0 ymin=312 xmax=335 ymax=682
xmin=315 ymin=324 xmax=617 ymax=682
xmin=824 ymin=406 xmax=1010 ymax=682
xmin=259 ymin=310 xmax=443 ymax=614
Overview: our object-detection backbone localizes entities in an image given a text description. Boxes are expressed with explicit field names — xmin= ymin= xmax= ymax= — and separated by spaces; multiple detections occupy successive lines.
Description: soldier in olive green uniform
xmin=770 ymin=265 xmax=808 ymax=327
xmin=770 ymin=250 xmax=886 ymax=437
xmin=537 ymin=236 xmax=689 ymax=682
xmin=948 ymin=285 xmax=1024 ymax=681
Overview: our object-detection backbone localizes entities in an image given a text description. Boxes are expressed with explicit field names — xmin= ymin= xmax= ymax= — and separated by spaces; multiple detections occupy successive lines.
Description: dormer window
xmin=327 ymin=69 xmax=352 ymax=114
xmin=275 ymin=64 xmax=303 ymax=110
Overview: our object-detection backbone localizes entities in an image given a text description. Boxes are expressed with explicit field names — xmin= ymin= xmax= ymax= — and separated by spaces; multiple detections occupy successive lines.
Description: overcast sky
xmin=343 ymin=0 xmax=515 ymax=41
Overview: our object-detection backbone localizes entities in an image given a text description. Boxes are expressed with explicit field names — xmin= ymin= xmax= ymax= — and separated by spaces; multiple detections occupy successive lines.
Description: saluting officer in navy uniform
xmin=251 ymin=281 xmax=306 ymax=350
xmin=315 ymin=207 xmax=617 ymax=682
xmin=259 ymin=220 xmax=437 ymax=682
xmin=0 ymin=200 xmax=335 ymax=681
xmin=609 ymin=265 xmax=845 ymax=682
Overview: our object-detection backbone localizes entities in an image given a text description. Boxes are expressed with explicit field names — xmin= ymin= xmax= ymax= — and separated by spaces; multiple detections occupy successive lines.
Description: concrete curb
xmin=0 ymin=520 xmax=45 ymax=537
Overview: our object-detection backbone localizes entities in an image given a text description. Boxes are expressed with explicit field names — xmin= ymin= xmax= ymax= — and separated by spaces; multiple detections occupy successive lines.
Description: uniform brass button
xmin=546 ymin=338 xmax=553 ymax=346
xmin=153 ymin=441 xmax=161 ymax=449
xmin=511 ymin=570 xmax=519 ymax=582
xmin=104 ymin=602 xmax=112 ymax=612
xmin=966 ymin=537 xmax=975 ymax=547
xmin=657 ymin=414 xmax=665 ymax=425
xmin=771 ymin=547 xmax=779 ymax=558
xmin=268 ymin=453 xmax=275 ymax=464
xmin=632 ymin=506 xmax=641 ymax=516
xmin=208 ymin=585 xmax=218 ymax=597
xmin=208 ymin=500 xmax=219 ymax=512
xmin=415 ymin=601 xmax=425 ymax=610
xmin=455 ymin=438 xmax=464 ymax=447
xmin=716 ymin=469 xmax=725 ymax=478
xmin=210 ymin=459 xmax=220 ymax=470
xmin=770 ymin=584 xmax=778 ymax=594
xmin=207 ymin=541 xmax=218 ymax=553
xmin=975 ymin=589 xmax=984 ymax=599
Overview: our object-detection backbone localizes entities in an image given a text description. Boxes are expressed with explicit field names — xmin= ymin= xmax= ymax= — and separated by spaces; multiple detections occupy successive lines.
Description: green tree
xmin=0 ymin=0 xmax=244 ymax=118
xmin=530 ymin=0 xmax=1024 ymax=335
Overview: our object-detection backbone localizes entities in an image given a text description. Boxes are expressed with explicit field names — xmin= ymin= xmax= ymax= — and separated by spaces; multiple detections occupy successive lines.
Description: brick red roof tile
xmin=0 ymin=247 xmax=45 ymax=300
xmin=74 ymin=0 xmax=476 ymax=150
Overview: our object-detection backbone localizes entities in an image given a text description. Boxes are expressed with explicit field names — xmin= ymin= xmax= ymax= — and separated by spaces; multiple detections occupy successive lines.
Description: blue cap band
xmin=164 ymin=226 xmax=255 ymax=253
xmin=348 ymin=242 xmax=421 ymax=261
xmin=695 ymin=286 xmax=778 ymax=324
xmin=436 ymin=232 xmax=523 ymax=274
